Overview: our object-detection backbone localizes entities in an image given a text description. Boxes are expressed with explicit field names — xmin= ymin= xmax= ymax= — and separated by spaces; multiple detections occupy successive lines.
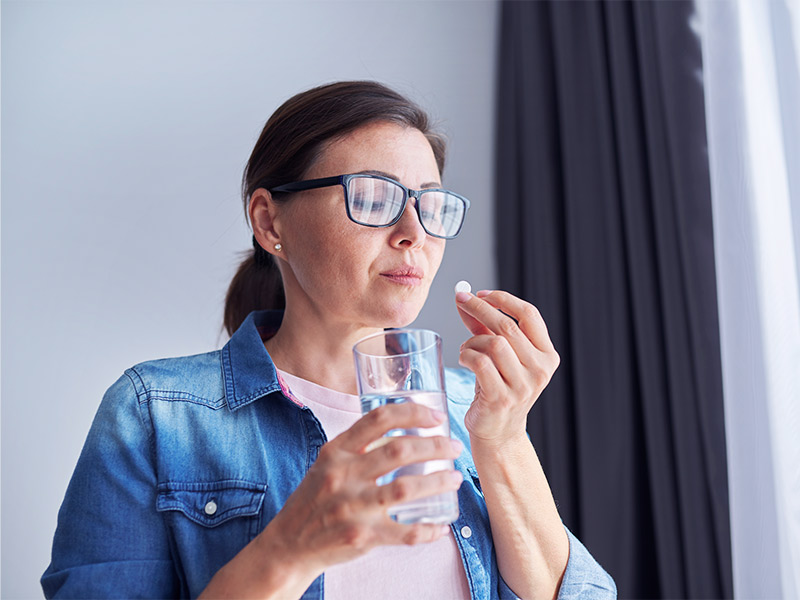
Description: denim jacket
xmin=42 ymin=310 xmax=616 ymax=599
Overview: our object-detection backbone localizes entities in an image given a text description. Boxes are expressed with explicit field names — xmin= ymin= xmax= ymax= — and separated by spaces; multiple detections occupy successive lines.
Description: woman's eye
xmin=369 ymin=199 xmax=388 ymax=213
xmin=352 ymin=196 xmax=386 ymax=213
xmin=351 ymin=194 xmax=370 ymax=207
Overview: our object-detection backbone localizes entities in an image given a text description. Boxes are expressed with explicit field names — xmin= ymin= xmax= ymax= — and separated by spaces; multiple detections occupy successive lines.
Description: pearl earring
xmin=274 ymin=243 xmax=282 ymax=252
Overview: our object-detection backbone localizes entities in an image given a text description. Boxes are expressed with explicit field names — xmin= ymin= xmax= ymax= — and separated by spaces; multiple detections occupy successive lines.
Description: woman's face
xmin=272 ymin=121 xmax=446 ymax=330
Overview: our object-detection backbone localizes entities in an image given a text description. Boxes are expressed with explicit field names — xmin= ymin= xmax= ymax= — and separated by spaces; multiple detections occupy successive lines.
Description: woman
xmin=42 ymin=81 xmax=615 ymax=599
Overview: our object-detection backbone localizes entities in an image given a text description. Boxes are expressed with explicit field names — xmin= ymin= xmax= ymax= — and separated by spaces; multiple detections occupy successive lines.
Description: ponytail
xmin=223 ymin=237 xmax=285 ymax=336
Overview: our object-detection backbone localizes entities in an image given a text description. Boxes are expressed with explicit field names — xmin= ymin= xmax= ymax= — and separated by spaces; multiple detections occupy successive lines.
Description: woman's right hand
xmin=200 ymin=402 xmax=463 ymax=599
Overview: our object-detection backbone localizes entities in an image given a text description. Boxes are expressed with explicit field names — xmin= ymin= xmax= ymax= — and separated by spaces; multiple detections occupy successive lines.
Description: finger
xmin=359 ymin=435 xmax=463 ymax=480
xmin=460 ymin=334 xmax=531 ymax=384
xmin=476 ymin=290 xmax=556 ymax=352
xmin=458 ymin=347 xmax=506 ymax=392
xmin=455 ymin=293 xmax=535 ymax=360
xmin=381 ymin=520 xmax=452 ymax=547
xmin=337 ymin=402 xmax=447 ymax=453
xmin=370 ymin=470 xmax=463 ymax=518
xmin=455 ymin=293 xmax=493 ymax=336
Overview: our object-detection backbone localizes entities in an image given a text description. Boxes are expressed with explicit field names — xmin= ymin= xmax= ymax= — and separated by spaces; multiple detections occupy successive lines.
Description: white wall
xmin=0 ymin=1 xmax=498 ymax=596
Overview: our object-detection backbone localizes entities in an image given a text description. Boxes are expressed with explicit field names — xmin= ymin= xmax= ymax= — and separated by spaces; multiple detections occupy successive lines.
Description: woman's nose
xmin=389 ymin=197 xmax=426 ymax=248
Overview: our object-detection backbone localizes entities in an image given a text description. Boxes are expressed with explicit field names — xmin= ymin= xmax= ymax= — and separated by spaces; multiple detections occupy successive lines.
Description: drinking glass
xmin=353 ymin=329 xmax=459 ymax=524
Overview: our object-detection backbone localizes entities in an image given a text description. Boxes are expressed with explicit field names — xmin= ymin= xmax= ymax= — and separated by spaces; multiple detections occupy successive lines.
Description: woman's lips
xmin=380 ymin=267 xmax=424 ymax=286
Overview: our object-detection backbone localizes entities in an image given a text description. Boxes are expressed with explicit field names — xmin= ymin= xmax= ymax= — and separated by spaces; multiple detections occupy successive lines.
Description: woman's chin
xmin=378 ymin=305 xmax=424 ymax=329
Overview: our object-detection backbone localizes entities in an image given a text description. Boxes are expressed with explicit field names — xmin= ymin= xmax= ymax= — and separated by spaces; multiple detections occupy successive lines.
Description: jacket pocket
xmin=156 ymin=480 xmax=268 ymax=591
xmin=156 ymin=480 xmax=267 ymax=528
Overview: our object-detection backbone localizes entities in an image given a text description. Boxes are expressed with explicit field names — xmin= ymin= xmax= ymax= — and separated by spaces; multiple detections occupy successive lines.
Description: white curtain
xmin=697 ymin=0 xmax=800 ymax=598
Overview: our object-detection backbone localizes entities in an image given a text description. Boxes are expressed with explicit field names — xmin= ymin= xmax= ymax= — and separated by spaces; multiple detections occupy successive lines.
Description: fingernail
xmin=450 ymin=438 xmax=464 ymax=453
xmin=449 ymin=470 xmax=464 ymax=486
xmin=455 ymin=291 xmax=470 ymax=303
xmin=476 ymin=290 xmax=492 ymax=298
xmin=440 ymin=525 xmax=451 ymax=536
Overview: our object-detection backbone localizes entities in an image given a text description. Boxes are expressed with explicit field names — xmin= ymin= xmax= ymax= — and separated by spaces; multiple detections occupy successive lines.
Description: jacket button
xmin=460 ymin=526 xmax=472 ymax=539
xmin=204 ymin=500 xmax=218 ymax=516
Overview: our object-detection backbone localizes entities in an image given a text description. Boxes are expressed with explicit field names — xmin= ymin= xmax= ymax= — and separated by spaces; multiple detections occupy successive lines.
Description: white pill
xmin=455 ymin=280 xmax=471 ymax=295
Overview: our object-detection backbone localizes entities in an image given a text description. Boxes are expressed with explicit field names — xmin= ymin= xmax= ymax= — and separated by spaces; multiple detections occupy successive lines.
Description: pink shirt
xmin=277 ymin=369 xmax=471 ymax=600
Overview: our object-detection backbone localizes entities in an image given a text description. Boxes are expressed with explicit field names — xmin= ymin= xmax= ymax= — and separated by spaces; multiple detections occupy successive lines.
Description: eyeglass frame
xmin=267 ymin=173 xmax=471 ymax=239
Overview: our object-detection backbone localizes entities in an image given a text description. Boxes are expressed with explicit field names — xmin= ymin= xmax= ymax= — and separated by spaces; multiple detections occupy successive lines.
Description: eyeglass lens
xmin=347 ymin=177 xmax=466 ymax=238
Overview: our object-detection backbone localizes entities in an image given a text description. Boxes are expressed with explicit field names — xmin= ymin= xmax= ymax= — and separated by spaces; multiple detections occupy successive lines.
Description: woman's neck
xmin=264 ymin=307 xmax=381 ymax=396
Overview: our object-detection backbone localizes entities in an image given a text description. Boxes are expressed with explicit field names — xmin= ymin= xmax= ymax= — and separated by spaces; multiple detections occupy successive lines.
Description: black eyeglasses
xmin=269 ymin=173 xmax=470 ymax=239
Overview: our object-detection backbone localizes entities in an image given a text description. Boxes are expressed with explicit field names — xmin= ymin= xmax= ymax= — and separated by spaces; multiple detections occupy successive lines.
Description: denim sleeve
xmin=556 ymin=527 xmax=617 ymax=599
xmin=495 ymin=527 xmax=616 ymax=599
xmin=41 ymin=372 xmax=180 ymax=598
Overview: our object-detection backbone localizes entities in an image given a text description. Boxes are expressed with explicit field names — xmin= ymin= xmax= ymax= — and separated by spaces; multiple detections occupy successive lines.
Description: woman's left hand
xmin=455 ymin=290 xmax=560 ymax=445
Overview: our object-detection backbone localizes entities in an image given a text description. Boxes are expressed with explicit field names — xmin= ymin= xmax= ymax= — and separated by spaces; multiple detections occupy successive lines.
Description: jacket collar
xmin=221 ymin=310 xmax=284 ymax=411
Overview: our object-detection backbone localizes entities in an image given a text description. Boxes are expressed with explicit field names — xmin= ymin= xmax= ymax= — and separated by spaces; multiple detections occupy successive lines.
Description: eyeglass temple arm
xmin=269 ymin=176 xmax=344 ymax=194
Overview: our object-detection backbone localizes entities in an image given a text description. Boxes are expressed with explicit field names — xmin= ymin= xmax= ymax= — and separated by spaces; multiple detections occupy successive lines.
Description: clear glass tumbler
xmin=353 ymin=328 xmax=459 ymax=524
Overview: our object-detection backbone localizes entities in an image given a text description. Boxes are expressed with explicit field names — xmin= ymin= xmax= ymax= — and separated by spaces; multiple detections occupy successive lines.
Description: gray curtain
xmin=495 ymin=1 xmax=733 ymax=597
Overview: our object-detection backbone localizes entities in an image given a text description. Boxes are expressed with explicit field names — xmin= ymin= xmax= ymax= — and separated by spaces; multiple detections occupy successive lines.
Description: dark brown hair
xmin=223 ymin=81 xmax=447 ymax=336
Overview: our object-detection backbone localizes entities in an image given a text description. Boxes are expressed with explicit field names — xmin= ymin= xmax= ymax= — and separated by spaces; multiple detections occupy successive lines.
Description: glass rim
xmin=352 ymin=328 xmax=441 ymax=359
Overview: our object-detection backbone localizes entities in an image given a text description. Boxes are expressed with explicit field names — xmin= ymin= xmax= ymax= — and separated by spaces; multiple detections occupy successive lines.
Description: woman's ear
xmin=249 ymin=188 xmax=283 ymax=256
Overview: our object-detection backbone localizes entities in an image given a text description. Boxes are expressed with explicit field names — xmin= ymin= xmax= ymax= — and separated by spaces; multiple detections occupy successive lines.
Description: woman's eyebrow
xmin=355 ymin=169 xmax=442 ymax=189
